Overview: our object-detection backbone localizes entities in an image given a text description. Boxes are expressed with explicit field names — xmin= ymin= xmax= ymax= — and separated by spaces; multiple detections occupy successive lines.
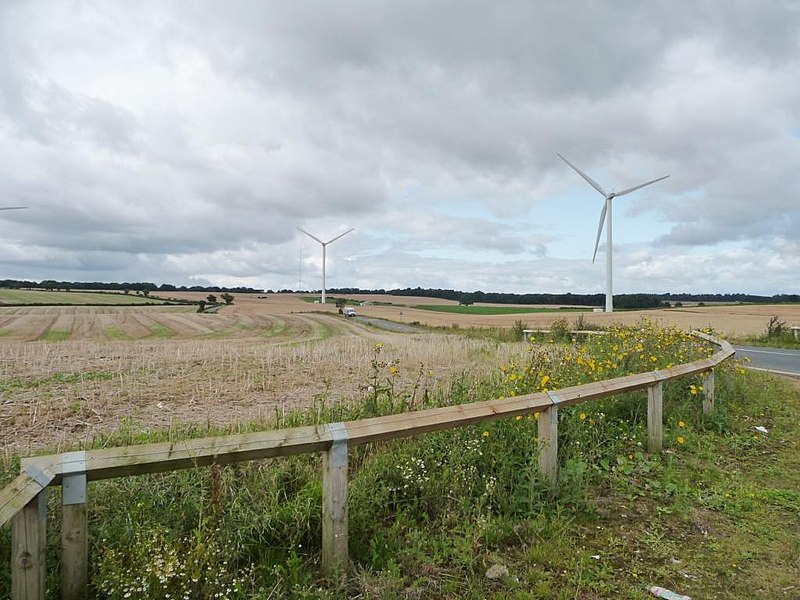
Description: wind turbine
xmin=0 ymin=207 xmax=27 ymax=211
xmin=297 ymin=227 xmax=355 ymax=304
xmin=557 ymin=153 xmax=668 ymax=313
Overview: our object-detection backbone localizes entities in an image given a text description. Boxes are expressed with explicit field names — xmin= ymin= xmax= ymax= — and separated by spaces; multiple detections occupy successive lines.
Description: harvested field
xmin=313 ymin=293 xmax=800 ymax=337
xmin=1 ymin=291 xmax=798 ymax=455
xmin=0 ymin=310 xmax=521 ymax=454
xmin=0 ymin=289 xmax=167 ymax=305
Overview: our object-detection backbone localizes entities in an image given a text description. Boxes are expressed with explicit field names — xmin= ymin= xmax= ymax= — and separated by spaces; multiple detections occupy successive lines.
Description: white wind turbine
xmin=557 ymin=154 xmax=668 ymax=313
xmin=297 ymin=227 xmax=355 ymax=304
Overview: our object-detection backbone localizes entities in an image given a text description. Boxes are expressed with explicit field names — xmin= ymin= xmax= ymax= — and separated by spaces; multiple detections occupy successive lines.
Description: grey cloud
xmin=1 ymin=1 xmax=799 ymax=294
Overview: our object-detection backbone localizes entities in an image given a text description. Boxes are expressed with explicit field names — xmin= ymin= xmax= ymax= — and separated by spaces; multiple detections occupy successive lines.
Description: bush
xmin=512 ymin=319 xmax=528 ymax=341
xmin=766 ymin=315 xmax=786 ymax=339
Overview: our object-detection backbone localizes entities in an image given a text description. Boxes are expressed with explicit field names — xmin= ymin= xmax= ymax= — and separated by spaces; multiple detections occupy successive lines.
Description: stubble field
xmin=1 ymin=292 xmax=798 ymax=455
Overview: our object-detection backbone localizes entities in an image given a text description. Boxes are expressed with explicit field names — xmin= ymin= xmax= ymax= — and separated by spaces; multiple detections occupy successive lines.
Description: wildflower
xmin=677 ymin=436 xmax=685 ymax=445
xmin=389 ymin=366 xmax=399 ymax=376
xmin=579 ymin=412 xmax=586 ymax=421
xmin=482 ymin=431 xmax=490 ymax=438
xmin=540 ymin=374 xmax=550 ymax=387
xmin=515 ymin=415 xmax=523 ymax=421
xmin=678 ymin=420 xmax=685 ymax=428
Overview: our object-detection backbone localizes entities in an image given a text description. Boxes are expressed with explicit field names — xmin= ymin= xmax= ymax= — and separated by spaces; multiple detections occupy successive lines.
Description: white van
xmin=343 ymin=307 xmax=356 ymax=317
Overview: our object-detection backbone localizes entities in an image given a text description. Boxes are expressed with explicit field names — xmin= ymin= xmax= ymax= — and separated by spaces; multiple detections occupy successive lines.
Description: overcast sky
xmin=1 ymin=1 xmax=798 ymax=295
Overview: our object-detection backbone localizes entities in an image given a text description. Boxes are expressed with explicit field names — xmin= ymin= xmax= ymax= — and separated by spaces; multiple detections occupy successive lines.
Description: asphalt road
xmin=734 ymin=345 xmax=800 ymax=377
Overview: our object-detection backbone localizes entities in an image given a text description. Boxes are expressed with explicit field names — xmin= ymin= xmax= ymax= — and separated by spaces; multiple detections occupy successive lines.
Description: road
xmin=734 ymin=345 xmax=800 ymax=377
xmin=352 ymin=316 xmax=422 ymax=333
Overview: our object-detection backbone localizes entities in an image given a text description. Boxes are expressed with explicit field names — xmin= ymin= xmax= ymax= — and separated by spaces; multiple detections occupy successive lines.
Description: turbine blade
xmin=615 ymin=175 xmax=669 ymax=197
xmin=296 ymin=227 xmax=324 ymax=245
xmin=325 ymin=228 xmax=355 ymax=245
xmin=0 ymin=206 xmax=27 ymax=210
xmin=592 ymin=202 xmax=607 ymax=264
xmin=557 ymin=153 xmax=607 ymax=197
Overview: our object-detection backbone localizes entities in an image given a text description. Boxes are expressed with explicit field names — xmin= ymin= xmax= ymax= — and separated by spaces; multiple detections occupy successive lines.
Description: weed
xmin=41 ymin=328 xmax=71 ymax=342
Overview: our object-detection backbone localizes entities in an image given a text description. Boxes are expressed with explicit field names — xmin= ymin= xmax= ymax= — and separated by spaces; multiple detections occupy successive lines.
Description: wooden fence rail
xmin=2 ymin=331 xmax=734 ymax=599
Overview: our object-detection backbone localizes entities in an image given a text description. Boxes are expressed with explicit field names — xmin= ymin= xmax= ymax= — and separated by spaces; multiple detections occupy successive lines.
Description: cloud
xmin=0 ymin=1 xmax=798 ymax=293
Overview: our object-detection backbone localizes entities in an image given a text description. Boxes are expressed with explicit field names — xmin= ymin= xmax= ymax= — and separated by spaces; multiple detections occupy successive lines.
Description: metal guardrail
xmin=2 ymin=331 xmax=735 ymax=599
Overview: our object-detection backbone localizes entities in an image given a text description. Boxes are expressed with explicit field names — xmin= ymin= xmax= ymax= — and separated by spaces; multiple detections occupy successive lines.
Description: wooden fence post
xmin=538 ymin=393 xmax=559 ymax=487
xmin=322 ymin=423 xmax=349 ymax=577
xmin=12 ymin=488 xmax=47 ymax=600
xmin=703 ymin=370 xmax=715 ymax=414
xmin=61 ymin=455 xmax=88 ymax=600
xmin=647 ymin=382 xmax=663 ymax=453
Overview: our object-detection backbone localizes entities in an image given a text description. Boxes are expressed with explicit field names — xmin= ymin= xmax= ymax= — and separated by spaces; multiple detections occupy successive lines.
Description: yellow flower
xmin=389 ymin=366 xmax=399 ymax=376
xmin=677 ymin=436 xmax=685 ymax=445
xmin=678 ymin=421 xmax=685 ymax=428
xmin=482 ymin=431 xmax=490 ymax=438
xmin=540 ymin=374 xmax=550 ymax=387
xmin=579 ymin=412 xmax=586 ymax=421
xmin=515 ymin=415 xmax=523 ymax=421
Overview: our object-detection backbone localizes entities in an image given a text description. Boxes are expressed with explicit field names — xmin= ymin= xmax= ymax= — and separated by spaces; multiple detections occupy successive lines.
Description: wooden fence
xmin=0 ymin=331 xmax=735 ymax=599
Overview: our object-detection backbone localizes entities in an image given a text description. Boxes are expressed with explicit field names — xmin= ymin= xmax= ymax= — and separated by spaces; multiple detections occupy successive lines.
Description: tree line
xmin=0 ymin=280 xmax=260 ymax=294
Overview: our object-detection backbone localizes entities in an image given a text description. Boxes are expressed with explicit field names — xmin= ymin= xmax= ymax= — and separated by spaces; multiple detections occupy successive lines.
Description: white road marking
xmin=738 ymin=348 xmax=800 ymax=357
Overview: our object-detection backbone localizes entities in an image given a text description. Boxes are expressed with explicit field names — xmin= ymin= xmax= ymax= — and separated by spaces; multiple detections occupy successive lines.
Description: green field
xmin=413 ymin=304 xmax=587 ymax=315
xmin=0 ymin=289 xmax=167 ymax=305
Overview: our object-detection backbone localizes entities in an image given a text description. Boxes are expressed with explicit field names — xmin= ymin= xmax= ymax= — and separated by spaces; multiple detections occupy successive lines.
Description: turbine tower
xmin=297 ymin=227 xmax=355 ymax=304
xmin=557 ymin=153 xmax=668 ymax=313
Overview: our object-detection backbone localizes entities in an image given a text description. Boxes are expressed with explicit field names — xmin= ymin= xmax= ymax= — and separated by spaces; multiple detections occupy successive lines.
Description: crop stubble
xmin=0 ymin=301 xmax=519 ymax=453
xmin=1 ymin=293 xmax=798 ymax=454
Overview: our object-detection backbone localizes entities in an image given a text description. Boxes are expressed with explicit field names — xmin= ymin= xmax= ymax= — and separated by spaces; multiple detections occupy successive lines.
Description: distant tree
xmin=335 ymin=298 xmax=347 ymax=313
xmin=207 ymin=294 xmax=217 ymax=304
xmin=220 ymin=293 xmax=234 ymax=305
xmin=459 ymin=293 xmax=475 ymax=306
xmin=143 ymin=289 xmax=150 ymax=297
xmin=197 ymin=300 xmax=206 ymax=313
